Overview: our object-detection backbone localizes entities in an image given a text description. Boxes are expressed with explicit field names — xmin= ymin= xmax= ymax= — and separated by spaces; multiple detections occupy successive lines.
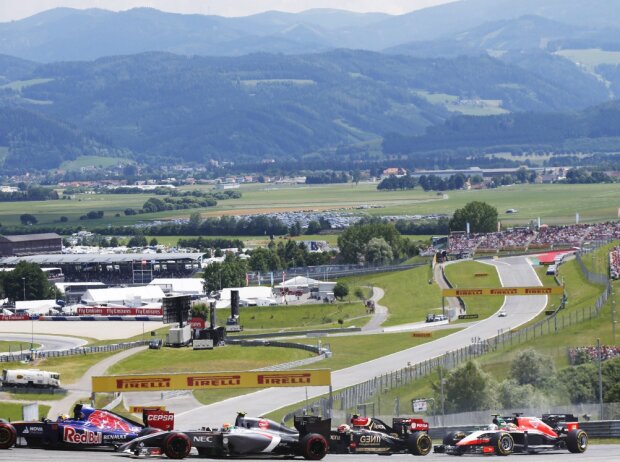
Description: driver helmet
xmin=58 ymin=414 xmax=70 ymax=421
xmin=506 ymin=422 xmax=517 ymax=431
xmin=338 ymin=424 xmax=351 ymax=433
xmin=222 ymin=423 xmax=232 ymax=431
xmin=487 ymin=423 xmax=498 ymax=431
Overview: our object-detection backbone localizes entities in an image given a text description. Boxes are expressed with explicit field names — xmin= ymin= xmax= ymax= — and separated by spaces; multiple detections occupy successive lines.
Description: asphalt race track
xmin=1 ymin=444 xmax=618 ymax=462
xmin=0 ymin=333 xmax=87 ymax=355
xmin=175 ymin=256 xmax=547 ymax=428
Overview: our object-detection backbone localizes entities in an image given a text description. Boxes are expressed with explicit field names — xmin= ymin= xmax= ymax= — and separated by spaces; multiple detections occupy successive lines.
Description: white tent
xmin=149 ymin=278 xmax=204 ymax=295
xmin=15 ymin=300 xmax=61 ymax=315
xmin=80 ymin=286 xmax=164 ymax=306
xmin=277 ymin=276 xmax=321 ymax=289
xmin=217 ymin=287 xmax=275 ymax=308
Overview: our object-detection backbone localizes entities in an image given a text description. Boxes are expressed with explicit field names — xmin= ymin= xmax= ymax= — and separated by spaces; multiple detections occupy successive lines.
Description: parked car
xmin=149 ymin=339 xmax=163 ymax=350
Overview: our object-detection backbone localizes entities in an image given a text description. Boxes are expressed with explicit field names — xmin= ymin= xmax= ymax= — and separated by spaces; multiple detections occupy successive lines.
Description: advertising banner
xmin=0 ymin=314 xmax=31 ymax=320
xmin=77 ymin=307 xmax=163 ymax=316
xmin=92 ymin=369 xmax=332 ymax=393
xmin=442 ymin=286 xmax=564 ymax=297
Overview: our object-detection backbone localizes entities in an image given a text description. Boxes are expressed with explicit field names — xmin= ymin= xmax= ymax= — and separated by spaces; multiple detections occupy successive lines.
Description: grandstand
xmin=0 ymin=233 xmax=62 ymax=257
xmin=0 ymin=252 xmax=203 ymax=284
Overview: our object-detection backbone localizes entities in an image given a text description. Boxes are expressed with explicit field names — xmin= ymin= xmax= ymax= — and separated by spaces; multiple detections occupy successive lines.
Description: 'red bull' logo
xmin=116 ymin=377 xmax=171 ymax=390
xmin=257 ymin=373 xmax=311 ymax=385
xmin=63 ymin=427 xmax=103 ymax=444
xmin=186 ymin=375 xmax=241 ymax=387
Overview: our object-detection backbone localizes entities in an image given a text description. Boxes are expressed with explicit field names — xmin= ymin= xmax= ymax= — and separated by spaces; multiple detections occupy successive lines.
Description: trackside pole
xmin=329 ymin=385 xmax=333 ymax=418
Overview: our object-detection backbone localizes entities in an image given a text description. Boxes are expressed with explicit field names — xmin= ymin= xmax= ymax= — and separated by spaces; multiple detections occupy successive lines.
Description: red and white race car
xmin=434 ymin=413 xmax=588 ymax=456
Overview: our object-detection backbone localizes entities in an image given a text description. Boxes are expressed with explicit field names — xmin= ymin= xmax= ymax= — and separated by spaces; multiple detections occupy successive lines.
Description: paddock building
xmin=0 ymin=252 xmax=203 ymax=284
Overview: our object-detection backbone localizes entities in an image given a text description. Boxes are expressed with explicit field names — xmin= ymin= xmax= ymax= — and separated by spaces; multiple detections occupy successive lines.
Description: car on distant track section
xmin=0 ymin=404 xmax=170 ymax=450
xmin=329 ymin=415 xmax=432 ymax=456
xmin=118 ymin=412 xmax=330 ymax=460
xmin=434 ymin=413 xmax=588 ymax=456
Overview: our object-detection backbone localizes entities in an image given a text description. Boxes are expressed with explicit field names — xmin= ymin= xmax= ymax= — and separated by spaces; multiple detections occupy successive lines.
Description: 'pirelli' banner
xmin=442 ymin=286 xmax=564 ymax=297
xmin=92 ymin=369 xmax=331 ymax=393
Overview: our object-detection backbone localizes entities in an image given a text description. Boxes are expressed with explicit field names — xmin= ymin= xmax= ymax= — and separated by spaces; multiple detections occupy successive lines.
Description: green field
xmin=343 ymin=265 xmax=442 ymax=326
xmin=233 ymin=302 xmax=369 ymax=331
xmin=108 ymin=345 xmax=312 ymax=375
xmin=0 ymin=341 xmax=41 ymax=353
xmin=555 ymin=48 xmax=620 ymax=71
xmin=60 ymin=156 xmax=133 ymax=171
xmin=444 ymin=260 xmax=504 ymax=320
xmin=2 ymin=182 xmax=620 ymax=231
xmin=0 ymin=402 xmax=51 ymax=421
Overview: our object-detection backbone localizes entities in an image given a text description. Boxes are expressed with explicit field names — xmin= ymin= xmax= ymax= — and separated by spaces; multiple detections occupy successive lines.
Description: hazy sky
xmin=0 ymin=1 xmax=457 ymax=22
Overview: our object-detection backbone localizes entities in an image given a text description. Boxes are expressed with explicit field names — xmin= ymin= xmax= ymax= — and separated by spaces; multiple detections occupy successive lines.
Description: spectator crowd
xmin=445 ymin=221 xmax=620 ymax=255
xmin=569 ymin=345 xmax=620 ymax=365
xmin=610 ymin=245 xmax=620 ymax=279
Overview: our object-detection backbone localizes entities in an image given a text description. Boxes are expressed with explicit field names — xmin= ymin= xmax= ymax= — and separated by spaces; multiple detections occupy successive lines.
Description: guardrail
xmin=226 ymin=338 xmax=323 ymax=355
xmin=0 ymin=340 xmax=149 ymax=363
xmin=230 ymin=327 xmax=361 ymax=340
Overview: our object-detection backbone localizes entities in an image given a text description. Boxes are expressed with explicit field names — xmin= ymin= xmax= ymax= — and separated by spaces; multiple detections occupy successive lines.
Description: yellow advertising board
xmin=92 ymin=369 xmax=331 ymax=393
xmin=442 ymin=286 xmax=564 ymax=297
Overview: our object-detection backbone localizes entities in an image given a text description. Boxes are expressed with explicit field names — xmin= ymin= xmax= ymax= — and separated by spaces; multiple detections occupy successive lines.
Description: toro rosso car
xmin=330 ymin=415 xmax=432 ymax=456
xmin=0 ymin=404 xmax=171 ymax=450
xmin=118 ymin=412 xmax=330 ymax=460
xmin=434 ymin=413 xmax=588 ymax=456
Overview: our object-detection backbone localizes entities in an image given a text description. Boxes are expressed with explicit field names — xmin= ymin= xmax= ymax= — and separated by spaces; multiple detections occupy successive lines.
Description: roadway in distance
xmin=1 ymin=444 xmax=618 ymax=461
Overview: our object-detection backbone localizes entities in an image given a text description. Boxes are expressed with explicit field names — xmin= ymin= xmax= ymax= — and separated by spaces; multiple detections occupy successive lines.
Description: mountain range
xmin=2 ymin=0 xmax=620 ymax=171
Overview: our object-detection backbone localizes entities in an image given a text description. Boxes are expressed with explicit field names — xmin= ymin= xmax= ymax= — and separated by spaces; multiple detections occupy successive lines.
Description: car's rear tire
xmin=0 ymin=423 xmax=17 ymax=449
xmin=163 ymin=432 xmax=192 ymax=459
xmin=442 ymin=431 xmax=466 ymax=446
xmin=300 ymin=433 xmax=328 ymax=460
xmin=490 ymin=432 xmax=513 ymax=456
xmin=567 ymin=429 xmax=588 ymax=453
xmin=408 ymin=431 xmax=432 ymax=456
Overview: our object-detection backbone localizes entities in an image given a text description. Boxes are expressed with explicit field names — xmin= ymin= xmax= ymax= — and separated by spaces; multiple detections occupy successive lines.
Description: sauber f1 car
xmin=118 ymin=412 xmax=330 ymax=460
xmin=330 ymin=415 xmax=432 ymax=456
xmin=0 ymin=404 xmax=171 ymax=450
xmin=434 ymin=413 xmax=588 ymax=456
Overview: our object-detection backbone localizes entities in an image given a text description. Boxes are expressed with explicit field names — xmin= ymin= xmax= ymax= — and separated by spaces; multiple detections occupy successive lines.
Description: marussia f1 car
xmin=434 ymin=413 xmax=589 ymax=456
xmin=118 ymin=412 xmax=330 ymax=460
xmin=0 ymin=404 xmax=172 ymax=450
xmin=329 ymin=415 xmax=432 ymax=456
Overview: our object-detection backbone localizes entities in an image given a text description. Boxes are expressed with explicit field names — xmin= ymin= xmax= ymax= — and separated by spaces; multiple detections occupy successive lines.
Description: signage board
xmin=92 ymin=369 xmax=332 ymax=393
xmin=442 ymin=286 xmax=564 ymax=297
xmin=193 ymin=339 xmax=213 ymax=350
xmin=77 ymin=307 xmax=162 ymax=316
xmin=412 ymin=399 xmax=428 ymax=413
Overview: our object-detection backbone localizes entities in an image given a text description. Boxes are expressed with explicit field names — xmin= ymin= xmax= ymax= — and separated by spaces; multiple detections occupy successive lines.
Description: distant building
xmin=0 ymin=233 xmax=62 ymax=257
xmin=215 ymin=183 xmax=240 ymax=190
xmin=382 ymin=167 xmax=407 ymax=178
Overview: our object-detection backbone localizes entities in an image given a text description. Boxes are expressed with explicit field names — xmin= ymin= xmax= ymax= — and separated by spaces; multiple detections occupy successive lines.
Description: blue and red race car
xmin=0 ymin=404 xmax=171 ymax=450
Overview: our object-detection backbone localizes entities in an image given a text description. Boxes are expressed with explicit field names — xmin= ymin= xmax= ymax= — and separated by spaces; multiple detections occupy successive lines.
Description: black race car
xmin=329 ymin=415 xmax=432 ymax=456
xmin=0 ymin=404 xmax=170 ymax=450
xmin=118 ymin=413 xmax=330 ymax=460
xmin=434 ymin=413 xmax=588 ymax=456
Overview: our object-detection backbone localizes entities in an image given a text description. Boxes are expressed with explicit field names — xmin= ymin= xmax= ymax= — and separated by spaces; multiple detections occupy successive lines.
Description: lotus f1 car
xmin=330 ymin=415 xmax=432 ymax=456
xmin=0 ymin=404 xmax=171 ymax=450
xmin=434 ymin=413 xmax=588 ymax=456
xmin=118 ymin=413 xmax=330 ymax=460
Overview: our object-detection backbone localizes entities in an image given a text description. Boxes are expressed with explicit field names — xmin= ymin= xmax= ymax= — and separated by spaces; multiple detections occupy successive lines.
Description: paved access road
xmin=1 ymin=444 xmax=618 ymax=462
xmin=175 ymin=256 xmax=546 ymax=428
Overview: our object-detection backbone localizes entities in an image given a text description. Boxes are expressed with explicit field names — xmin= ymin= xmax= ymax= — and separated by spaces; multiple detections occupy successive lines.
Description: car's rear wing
xmin=293 ymin=415 xmax=331 ymax=440
xmin=392 ymin=417 xmax=429 ymax=437
xmin=541 ymin=414 xmax=579 ymax=430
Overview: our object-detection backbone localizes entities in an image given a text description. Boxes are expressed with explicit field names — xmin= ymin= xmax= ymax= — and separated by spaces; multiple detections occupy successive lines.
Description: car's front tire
xmin=163 ymin=432 xmax=192 ymax=459
xmin=567 ymin=429 xmax=588 ymax=453
xmin=300 ymin=433 xmax=328 ymax=460
xmin=408 ymin=431 xmax=432 ymax=456
xmin=490 ymin=432 xmax=513 ymax=456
